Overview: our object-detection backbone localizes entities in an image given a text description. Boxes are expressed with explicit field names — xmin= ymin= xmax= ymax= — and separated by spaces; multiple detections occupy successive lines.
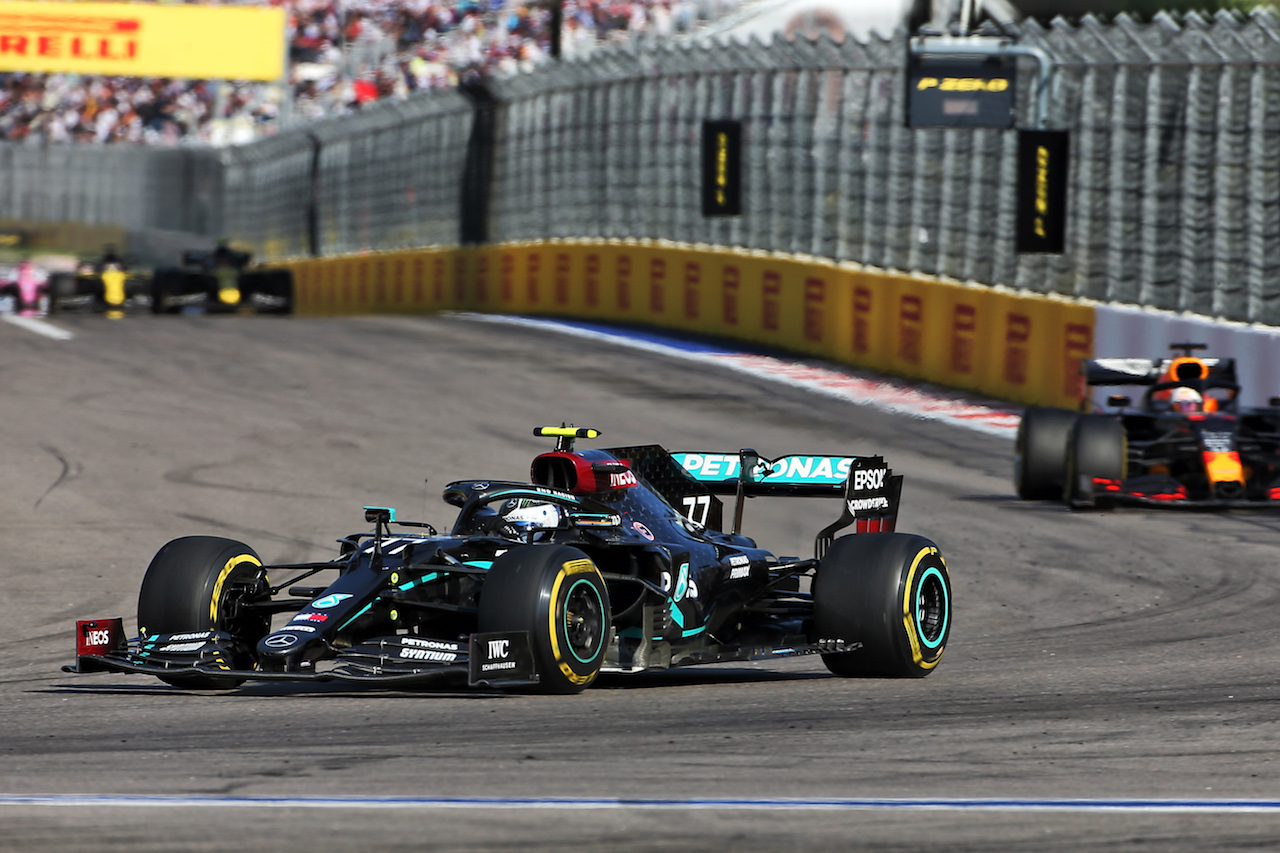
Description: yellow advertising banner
xmin=282 ymin=241 xmax=1096 ymax=409
xmin=0 ymin=1 xmax=286 ymax=80
xmin=981 ymin=292 xmax=1094 ymax=408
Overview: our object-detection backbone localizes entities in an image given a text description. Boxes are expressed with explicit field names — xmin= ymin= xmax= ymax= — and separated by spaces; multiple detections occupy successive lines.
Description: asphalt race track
xmin=4 ymin=313 xmax=1280 ymax=851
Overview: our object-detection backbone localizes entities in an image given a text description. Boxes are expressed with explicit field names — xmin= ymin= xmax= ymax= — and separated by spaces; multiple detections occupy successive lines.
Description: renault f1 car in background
xmin=151 ymin=244 xmax=293 ymax=315
xmin=67 ymin=427 xmax=951 ymax=694
xmin=1016 ymin=343 xmax=1280 ymax=508
xmin=48 ymin=254 xmax=152 ymax=317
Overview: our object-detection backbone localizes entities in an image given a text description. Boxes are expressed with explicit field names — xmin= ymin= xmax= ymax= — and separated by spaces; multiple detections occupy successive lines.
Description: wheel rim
xmin=563 ymin=578 xmax=604 ymax=664
xmin=218 ymin=571 xmax=271 ymax=663
xmin=914 ymin=567 xmax=949 ymax=650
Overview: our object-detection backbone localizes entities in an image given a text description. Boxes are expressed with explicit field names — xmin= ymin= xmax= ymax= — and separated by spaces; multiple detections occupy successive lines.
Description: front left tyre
xmin=477 ymin=545 xmax=611 ymax=694
xmin=136 ymin=536 xmax=271 ymax=689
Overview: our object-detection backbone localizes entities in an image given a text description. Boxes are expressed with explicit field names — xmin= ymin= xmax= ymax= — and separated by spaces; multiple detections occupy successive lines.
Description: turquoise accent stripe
xmin=485 ymin=489 xmax=580 ymax=506
xmin=338 ymin=603 xmax=373 ymax=631
xmin=915 ymin=567 xmax=949 ymax=650
xmin=566 ymin=578 xmax=606 ymax=665
xmin=681 ymin=626 xmax=705 ymax=637
xmin=396 ymin=572 xmax=439 ymax=591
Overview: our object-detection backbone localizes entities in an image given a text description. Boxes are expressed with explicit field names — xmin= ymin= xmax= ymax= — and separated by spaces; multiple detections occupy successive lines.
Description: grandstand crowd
xmin=0 ymin=0 xmax=736 ymax=147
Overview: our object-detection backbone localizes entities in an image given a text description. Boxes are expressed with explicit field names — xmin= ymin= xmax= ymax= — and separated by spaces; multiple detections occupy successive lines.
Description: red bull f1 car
xmin=67 ymin=427 xmax=951 ymax=693
xmin=1016 ymin=343 xmax=1280 ymax=509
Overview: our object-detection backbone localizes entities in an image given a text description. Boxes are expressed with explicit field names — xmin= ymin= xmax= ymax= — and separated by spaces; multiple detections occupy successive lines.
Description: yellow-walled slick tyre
xmin=813 ymin=533 xmax=950 ymax=678
xmin=477 ymin=545 xmax=610 ymax=694
xmin=136 ymin=536 xmax=271 ymax=689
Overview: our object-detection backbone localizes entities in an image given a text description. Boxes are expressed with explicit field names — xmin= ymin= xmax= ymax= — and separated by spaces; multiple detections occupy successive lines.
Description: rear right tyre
xmin=1014 ymin=406 xmax=1077 ymax=500
xmin=1064 ymin=415 xmax=1127 ymax=507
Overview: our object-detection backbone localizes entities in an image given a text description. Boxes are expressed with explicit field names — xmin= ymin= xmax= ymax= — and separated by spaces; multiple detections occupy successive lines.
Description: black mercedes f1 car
xmin=1016 ymin=343 xmax=1280 ymax=509
xmin=68 ymin=427 xmax=951 ymax=693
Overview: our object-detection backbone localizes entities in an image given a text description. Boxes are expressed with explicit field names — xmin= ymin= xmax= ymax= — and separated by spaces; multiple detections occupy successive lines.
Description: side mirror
xmin=1107 ymin=394 xmax=1131 ymax=408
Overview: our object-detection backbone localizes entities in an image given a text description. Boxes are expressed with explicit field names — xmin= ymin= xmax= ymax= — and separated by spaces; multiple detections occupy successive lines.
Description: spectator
xmin=0 ymin=0 xmax=742 ymax=146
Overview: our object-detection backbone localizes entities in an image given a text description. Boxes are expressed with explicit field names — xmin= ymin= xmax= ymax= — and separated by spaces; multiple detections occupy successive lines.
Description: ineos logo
xmin=488 ymin=639 xmax=510 ymax=660
xmin=85 ymin=630 xmax=111 ymax=646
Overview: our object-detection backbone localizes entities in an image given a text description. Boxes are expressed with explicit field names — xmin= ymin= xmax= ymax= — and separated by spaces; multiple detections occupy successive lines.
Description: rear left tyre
xmin=813 ymin=533 xmax=950 ymax=678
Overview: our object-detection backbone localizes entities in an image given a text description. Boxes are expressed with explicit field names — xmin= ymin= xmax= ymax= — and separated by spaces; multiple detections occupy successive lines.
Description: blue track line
xmin=4 ymin=794 xmax=1280 ymax=812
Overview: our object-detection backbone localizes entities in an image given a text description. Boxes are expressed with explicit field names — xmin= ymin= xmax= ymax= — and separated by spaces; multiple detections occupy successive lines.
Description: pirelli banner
xmin=285 ymin=250 xmax=463 ymax=317
xmin=282 ymin=241 xmax=1095 ymax=409
xmin=0 ymin=1 xmax=286 ymax=80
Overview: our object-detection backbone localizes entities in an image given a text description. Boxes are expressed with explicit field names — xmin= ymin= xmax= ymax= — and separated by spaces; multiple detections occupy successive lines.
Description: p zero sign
xmin=1016 ymin=130 xmax=1070 ymax=254
xmin=0 ymin=1 xmax=286 ymax=80
xmin=702 ymin=120 xmax=743 ymax=217
xmin=907 ymin=56 xmax=1014 ymax=128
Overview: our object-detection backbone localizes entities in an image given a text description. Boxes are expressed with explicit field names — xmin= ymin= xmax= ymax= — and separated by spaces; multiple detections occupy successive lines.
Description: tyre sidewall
xmin=1015 ymin=406 xmax=1077 ymax=499
xmin=1065 ymin=415 xmax=1126 ymax=505
xmin=137 ymin=536 xmax=265 ymax=638
xmin=136 ymin=536 xmax=266 ymax=688
xmin=479 ymin=545 xmax=610 ymax=693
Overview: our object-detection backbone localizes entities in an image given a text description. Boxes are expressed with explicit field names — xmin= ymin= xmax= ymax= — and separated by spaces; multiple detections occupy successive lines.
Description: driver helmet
xmin=499 ymin=498 xmax=563 ymax=534
xmin=1170 ymin=386 xmax=1203 ymax=413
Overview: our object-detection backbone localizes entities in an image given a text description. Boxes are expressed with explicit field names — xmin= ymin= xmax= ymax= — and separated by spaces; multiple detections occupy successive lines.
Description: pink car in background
xmin=0 ymin=259 xmax=49 ymax=316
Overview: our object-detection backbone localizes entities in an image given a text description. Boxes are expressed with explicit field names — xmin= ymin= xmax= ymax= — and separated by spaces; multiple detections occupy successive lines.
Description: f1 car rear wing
xmin=671 ymin=450 xmax=903 ymax=558
xmin=558 ymin=433 xmax=903 ymax=558
xmin=1084 ymin=353 xmax=1237 ymax=387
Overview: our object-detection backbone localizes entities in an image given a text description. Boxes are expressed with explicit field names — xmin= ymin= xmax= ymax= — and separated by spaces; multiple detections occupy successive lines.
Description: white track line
xmin=468 ymin=315 xmax=1019 ymax=440
xmin=2 ymin=314 xmax=73 ymax=340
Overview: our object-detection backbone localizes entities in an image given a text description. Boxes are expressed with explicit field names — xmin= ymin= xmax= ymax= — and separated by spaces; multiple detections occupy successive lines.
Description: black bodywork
xmin=68 ymin=435 xmax=914 ymax=688
xmin=151 ymin=247 xmax=293 ymax=315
